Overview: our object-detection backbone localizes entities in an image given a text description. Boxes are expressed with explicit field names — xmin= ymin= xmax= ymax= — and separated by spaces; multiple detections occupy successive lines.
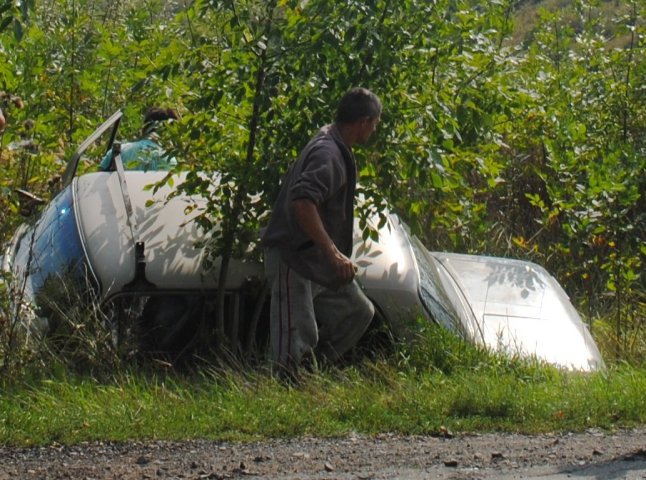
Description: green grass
xmin=1 ymin=326 xmax=645 ymax=447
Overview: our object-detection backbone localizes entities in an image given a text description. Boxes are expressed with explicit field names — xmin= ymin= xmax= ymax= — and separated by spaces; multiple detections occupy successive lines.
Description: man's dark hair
xmin=144 ymin=107 xmax=179 ymax=123
xmin=335 ymin=87 xmax=382 ymax=124
xmin=142 ymin=107 xmax=179 ymax=135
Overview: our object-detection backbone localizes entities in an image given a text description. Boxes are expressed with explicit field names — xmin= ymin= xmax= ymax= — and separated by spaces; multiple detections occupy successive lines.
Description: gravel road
xmin=1 ymin=428 xmax=644 ymax=479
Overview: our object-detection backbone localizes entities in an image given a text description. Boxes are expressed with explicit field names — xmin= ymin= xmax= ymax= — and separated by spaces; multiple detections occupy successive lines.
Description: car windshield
xmin=407 ymin=234 xmax=480 ymax=340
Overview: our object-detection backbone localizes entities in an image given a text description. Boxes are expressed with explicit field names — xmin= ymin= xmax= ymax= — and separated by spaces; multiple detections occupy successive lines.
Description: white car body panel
xmin=74 ymin=171 xmax=260 ymax=299
xmin=353 ymin=214 xmax=426 ymax=334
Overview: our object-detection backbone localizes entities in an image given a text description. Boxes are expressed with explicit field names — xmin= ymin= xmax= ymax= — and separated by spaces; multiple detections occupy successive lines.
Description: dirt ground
xmin=1 ymin=428 xmax=645 ymax=480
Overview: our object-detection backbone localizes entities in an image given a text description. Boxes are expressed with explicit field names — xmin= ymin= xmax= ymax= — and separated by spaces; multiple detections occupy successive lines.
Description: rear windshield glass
xmin=408 ymin=236 xmax=462 ymax=334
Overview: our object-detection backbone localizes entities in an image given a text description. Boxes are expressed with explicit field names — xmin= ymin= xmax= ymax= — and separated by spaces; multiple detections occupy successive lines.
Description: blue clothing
xmin=100 ymin=138 xmax=176 ymax=171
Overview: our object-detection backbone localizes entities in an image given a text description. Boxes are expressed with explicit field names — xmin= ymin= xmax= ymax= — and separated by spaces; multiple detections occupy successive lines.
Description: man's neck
xmin=334 ymin=122 xmax=357 ymax=148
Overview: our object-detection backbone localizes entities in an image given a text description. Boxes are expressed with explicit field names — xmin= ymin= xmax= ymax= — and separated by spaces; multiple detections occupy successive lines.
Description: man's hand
xmin=329 ymin=248 xmax=356 ymax=285
xmin=292 ymin=198 xmax=356 ymax=285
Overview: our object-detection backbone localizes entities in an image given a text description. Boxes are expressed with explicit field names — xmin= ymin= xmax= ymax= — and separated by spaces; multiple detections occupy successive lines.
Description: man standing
xmin=261 ymin=87 xmax=382 ymax=373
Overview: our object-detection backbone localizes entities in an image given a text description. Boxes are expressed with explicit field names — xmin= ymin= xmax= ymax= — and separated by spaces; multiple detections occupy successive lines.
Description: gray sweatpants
xmin=265 ymin=248 xmax=375 ymax=368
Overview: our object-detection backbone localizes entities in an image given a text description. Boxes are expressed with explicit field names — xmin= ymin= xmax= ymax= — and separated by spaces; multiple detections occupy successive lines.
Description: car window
xmin=62 ymin=111 xmax=122 ymax=186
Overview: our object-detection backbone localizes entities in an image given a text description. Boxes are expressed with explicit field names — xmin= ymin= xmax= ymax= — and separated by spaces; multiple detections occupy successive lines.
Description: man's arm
xmin=291 ymin=198 xmax=355 ymax=285
xmin=0 ymin=108 xmax=5 ymax=131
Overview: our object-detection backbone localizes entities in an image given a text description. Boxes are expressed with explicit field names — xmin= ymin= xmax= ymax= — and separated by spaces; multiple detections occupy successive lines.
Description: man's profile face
xmin=358 ymin=115 xmax=380 ymax=144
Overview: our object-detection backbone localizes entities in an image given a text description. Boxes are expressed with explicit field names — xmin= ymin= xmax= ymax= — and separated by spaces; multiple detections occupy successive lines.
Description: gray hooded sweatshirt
xmin=261 ymin=124 xmax=356 ymax=289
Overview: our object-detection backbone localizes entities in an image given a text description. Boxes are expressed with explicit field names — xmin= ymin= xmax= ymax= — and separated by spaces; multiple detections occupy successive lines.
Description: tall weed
xmin=0 ymin=271 xmax=39 ymax=378
xmin=391 ymin=319 xmax=556 ymax=382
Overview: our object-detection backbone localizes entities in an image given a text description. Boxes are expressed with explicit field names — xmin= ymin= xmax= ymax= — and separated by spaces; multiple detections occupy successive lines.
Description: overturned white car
xmin=2 ymin=112 xmax=604 ymax=371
